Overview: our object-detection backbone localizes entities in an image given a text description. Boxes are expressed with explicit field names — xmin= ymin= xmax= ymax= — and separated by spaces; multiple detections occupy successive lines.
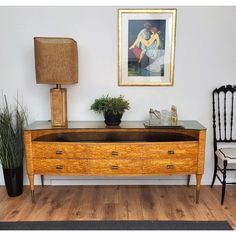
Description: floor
xmin=0 ymin=185 xmax=236 ymax=228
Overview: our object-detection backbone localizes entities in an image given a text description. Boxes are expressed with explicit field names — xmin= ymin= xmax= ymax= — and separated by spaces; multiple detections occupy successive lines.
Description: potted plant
xmin=0 ymin=95 xmax=27 ymax=197
xmin=91 ymin=95 xmax=130 ymax=126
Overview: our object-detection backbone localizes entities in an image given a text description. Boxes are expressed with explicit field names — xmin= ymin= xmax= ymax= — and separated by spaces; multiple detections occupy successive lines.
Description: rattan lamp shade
xmin=34 ymin=37 xmax=78 ymax=84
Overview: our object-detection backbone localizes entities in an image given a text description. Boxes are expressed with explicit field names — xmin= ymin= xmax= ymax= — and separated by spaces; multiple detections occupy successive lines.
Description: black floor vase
xmin=3 ymin=165 xmax=23 ymax=197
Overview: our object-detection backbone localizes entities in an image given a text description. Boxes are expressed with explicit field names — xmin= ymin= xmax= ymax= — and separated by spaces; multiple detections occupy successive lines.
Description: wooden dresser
xmin=24 ymin=121 xmax=206 ymax=203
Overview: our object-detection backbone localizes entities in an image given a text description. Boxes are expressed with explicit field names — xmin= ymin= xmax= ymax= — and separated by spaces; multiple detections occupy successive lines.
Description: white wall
xmin=0 ymin=6 xmax=236 ymax=186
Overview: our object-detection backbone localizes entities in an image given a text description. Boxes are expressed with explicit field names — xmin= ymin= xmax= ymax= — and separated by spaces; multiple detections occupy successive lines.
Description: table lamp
xmin=34 ymin=37 xmax=78 ymax=127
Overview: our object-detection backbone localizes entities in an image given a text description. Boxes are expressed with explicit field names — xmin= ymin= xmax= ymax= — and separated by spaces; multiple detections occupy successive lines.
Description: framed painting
xmin=118 ymin=9 xmax=177 ymax=86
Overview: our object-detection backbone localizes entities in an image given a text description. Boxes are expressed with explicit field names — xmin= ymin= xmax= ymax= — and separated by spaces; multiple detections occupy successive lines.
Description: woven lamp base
xmin=50 ymin=87 xmax=67 ymax=127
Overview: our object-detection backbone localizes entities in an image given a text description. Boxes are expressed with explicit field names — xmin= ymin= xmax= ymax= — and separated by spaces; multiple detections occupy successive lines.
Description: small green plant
xmin=90 ymin=95 xmax=130 ymax=115
xmin=0 ymin=95 xmax=27 ymax=169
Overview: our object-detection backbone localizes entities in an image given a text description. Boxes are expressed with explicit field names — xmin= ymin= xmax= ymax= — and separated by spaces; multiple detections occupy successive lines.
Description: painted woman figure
xmin=129 ymin=22 xmax=151 ymax=63
xmin=140 ymin=27 xmax=160 ymax=61
xmin=130 ymin=26 xmax=163 ymax=73
xmin=130 ymin=27 xmax=160 ymax=62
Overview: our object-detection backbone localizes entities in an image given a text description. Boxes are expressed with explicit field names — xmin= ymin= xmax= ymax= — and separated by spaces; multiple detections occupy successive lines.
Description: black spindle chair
xmin=211 ymin=85 xmax=236 ymax=205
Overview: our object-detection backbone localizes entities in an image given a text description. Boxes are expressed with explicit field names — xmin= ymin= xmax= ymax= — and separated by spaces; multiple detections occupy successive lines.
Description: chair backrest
xmin=212 ymin=85 xmax=236 ymax=150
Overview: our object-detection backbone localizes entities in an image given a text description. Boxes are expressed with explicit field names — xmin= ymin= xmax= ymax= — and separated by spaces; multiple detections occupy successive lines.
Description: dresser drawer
xmin=88 ymin=159 xmax=142 ymax=175
xmin=33 ymin=159 xmax=87 ymax=174
xmin=86 ymin=144 xmax=142 ymax=159
xmin=142 ymin=142 xmax=198 ymax=159
xmin=32 ymin=142 xmax=86 ymax=159
xmin=169 ymin=157 xmax=197 ymax=174
xmin=142 ymin=159 xmax=170 ymax=174
xmin=142 ymin=157 xmax=197 ymax=175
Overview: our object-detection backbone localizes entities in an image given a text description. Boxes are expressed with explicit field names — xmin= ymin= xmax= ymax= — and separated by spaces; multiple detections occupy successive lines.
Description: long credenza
xmin=24 ymin=121 xmax=206 ymax=203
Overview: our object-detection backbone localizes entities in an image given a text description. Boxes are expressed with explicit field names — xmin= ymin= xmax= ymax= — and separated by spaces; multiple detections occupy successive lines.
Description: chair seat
xmin=216 ymin=148 xmax=236 ymax=163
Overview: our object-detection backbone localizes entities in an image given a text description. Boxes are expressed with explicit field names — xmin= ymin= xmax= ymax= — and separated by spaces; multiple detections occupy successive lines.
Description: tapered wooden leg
xmin=187 ymin=175 xmax=191 ymax=187
xmin=196 ymin=174 xmax=202 ymax=204
xmin=30 ymin=191 xmax=35 ymax=204
xmin=41 ymin=175 xmax=44 ymax=187
xmin=221 ymin=160 xmax=227 ymax=205
xmin=28 ymin=175 xmax=35 ymax=203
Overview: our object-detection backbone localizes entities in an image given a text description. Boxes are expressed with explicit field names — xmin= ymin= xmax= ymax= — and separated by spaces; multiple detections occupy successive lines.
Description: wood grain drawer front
xmin=142 ymin=158 xmax=197 ymax=175
xmin=32 ymin=143 xmax=86 ymax=159
xmin=143 ymin=159 xmax=170 ymax=174
xmin=86 ymin=144 xmax=142 ymax=159
xmin=88 ymin=159 xmax=142 ymax=175
xmin=33 ymin=159 xmax=87 ymax=174
xmin=169 ymin=157 xmax=197 ymax=174
xmin=142 ymin=142 xmax=199 ymax=159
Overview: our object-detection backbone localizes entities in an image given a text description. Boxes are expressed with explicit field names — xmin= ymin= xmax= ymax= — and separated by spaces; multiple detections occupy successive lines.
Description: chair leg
xmin=187 ymin=175 xmax=191 ymax=187
xmin=211 ymin=154 xmax=218 ymax=187
xmin=221 ymin=160 xmax=227 ymax=205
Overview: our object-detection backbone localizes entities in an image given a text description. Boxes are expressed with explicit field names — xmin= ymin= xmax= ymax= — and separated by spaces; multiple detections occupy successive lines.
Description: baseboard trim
xmin=48 ymin=177 xmax=191 ymax=186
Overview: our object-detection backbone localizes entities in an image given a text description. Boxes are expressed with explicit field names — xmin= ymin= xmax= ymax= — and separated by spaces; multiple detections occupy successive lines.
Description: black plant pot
xmin=3 ymin=165 xmax=23 ymax=197
xmin=104 ymin=112 xmax=123 ymax=126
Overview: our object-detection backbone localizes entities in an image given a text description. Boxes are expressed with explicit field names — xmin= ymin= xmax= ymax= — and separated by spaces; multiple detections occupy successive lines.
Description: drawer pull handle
xmin=111 ymin=165 xmax=119 ymax=170
xmin=111 ymin=151 xmax=119 ymax=156
xmin=55 ymin=165 xmax=64 ymax=170
xmin=166 ymin=165 xmax=174 ymax=169
xmin=168 ymin=150 xmax=175 ymax=155
xmin=56 ymin=150 xmax=63 ymax=155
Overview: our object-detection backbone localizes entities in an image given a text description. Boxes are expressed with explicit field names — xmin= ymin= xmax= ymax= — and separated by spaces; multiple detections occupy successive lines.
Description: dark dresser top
xmin=25 ymin=120 xmax=206 ymax=131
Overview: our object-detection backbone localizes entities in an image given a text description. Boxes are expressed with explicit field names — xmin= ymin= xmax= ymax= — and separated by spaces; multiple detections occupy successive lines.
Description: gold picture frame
xmin=118 ymin=9 xmax=177 ymax=86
